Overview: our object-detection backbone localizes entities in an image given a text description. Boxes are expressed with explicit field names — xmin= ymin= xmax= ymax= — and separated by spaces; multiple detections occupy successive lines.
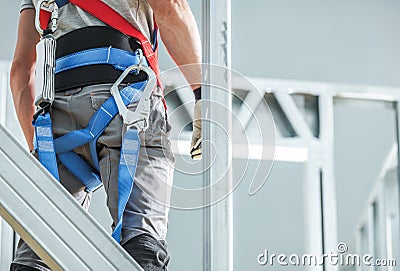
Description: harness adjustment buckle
xmin=32 ymin=103 xmax=51 ymax=123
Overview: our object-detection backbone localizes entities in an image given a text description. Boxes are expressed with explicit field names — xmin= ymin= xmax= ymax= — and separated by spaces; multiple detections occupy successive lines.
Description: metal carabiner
xmin=110 ymin=61 xmax=156 ymax=132
xmin=35 ymin=0 xmax=58 ymax=36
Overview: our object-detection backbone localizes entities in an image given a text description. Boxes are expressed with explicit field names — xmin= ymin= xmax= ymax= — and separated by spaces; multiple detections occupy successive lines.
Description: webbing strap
xmin=34 ymin=83 xmax=144 ymax=193
xmin=39 ymin=10 xmax=50 ymax=31
xmin=54 ymin=82 xmax=144 ymax=156
xmin=36 ymin=0 xmax=158 ymax=243
xmin=112 ymin=128 xmax=140 ymax=242
xmin=55 ymin=0 xmax=69 ymax=8
xmin=58 ymin=151 xmax=102 ymax=192
xmin=34 ymin=112 xmax=60 ymax=180
xmin=53 ymin=83 xmax=144 ymax=194
xmin=55 ymin=47 xmax=147 ymax=74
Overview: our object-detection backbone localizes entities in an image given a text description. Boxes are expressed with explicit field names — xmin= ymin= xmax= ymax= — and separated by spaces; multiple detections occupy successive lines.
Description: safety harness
xmin=33 ymin=0 xmax=161 ymax=243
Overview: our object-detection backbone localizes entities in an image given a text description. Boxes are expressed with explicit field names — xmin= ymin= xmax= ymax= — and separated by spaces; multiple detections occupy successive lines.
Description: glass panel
xmin=334 ymin=99 xmax=396 ymax=271
xmin=383 ymin=169 xmax=400 ymax=271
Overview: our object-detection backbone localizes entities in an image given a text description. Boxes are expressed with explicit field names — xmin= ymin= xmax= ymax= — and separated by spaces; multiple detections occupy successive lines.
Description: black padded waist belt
xmin=55 ymin=26 xmax=148 ymax=92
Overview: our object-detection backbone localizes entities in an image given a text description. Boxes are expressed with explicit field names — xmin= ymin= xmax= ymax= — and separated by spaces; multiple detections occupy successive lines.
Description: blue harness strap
xmin=55 ymin=47 xmax=147 ymax=74
xmin=55 ymin=0 xmax=69 ymax=8
xmin=53 ymin=82 xmax=144 ymax=192
xmin=34 ymin=112 xmax=59 ymax=180
xmin=53 ymin=83 xmax=144 ymax=154
xmin=33 ymin=81 xmax=146 ymax=242
xmin=35 ymin=1 xmax=156 ymax=241
xmin=112 ymin=128 xmax=140 ymax=242
xmin=57 ymin=151 xmax=103 ymax=192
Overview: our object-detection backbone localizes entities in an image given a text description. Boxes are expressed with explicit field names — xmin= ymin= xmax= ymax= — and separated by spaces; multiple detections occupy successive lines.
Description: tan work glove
xmin=190 ymin=86 xmax=202 ymax=159
xmin=190 ymin=100 xmax=202 ymax=159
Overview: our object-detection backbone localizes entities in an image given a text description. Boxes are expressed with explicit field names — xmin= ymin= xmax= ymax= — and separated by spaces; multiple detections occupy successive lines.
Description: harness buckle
xmin=110 ymin=50 xmax=156 ymax=132
xmin=32 ymin=103 xmax=51 ymax=122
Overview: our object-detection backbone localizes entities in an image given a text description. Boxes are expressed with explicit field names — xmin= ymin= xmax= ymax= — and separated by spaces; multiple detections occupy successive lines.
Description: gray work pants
xmin=11 ymin=84 xmax=175 ymax=271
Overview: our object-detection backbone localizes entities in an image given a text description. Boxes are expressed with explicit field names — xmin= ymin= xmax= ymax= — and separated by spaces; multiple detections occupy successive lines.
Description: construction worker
xmin=9 ymin=0 xmax=202 ymax=270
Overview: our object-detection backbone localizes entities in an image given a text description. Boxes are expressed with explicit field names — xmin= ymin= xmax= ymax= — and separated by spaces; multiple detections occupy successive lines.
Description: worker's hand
xmin=190 ymin=99 xmax=202 ymax=160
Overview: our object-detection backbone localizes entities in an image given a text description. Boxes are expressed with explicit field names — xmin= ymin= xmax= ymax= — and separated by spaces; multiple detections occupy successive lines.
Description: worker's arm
xmin=147 ymin=0 xmax=201 ymax=90
xmin=148 ymin=0 xmax=203 ymax=159
xmin=10 ymin=9 xmax=40 ymax=151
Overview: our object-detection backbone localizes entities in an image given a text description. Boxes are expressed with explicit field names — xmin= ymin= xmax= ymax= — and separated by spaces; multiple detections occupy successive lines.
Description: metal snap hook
xmin=35 ymin=0 xmax=58 ymax=35
xmin=110 ymin=63 xmax=156 ymax=131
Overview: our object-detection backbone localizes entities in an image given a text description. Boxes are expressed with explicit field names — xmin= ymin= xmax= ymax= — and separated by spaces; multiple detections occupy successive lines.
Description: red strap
xmin=69 ymin=0 xmax=162 ymax=87
xmin=39 ymin=9 xmax=51 ymax=31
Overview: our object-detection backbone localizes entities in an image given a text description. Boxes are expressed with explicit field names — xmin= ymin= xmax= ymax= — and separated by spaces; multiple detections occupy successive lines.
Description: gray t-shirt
xmin=21 ymin=0 xmax=155 ymax=41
